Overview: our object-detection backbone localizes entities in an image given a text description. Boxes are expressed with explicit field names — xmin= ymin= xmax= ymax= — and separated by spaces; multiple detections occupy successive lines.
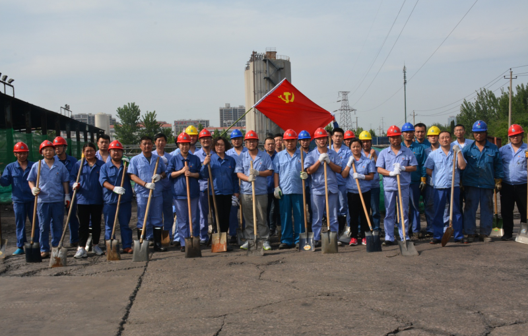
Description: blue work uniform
xmin=1 ymin=160 xmax=38 ymax=248
xmin=451 ymin=139 xmax=474 ymax=149
xmin=423 ymin=147 xmax=437 ymax=234
xmin=402 ymin=142 xmax=427 ymax=235
xmin=304 ymin=148 xmax=342 ymax=241
xmin=154 ymin=152 xmax=174 ymax=236
xmin=71 ymin=159 xmax=105 ymax=205
xmin=331 ymin=144 xmax=351 ymax=219
xmin=27 ymin=159 xmax=70 ymax=252
xmin=100 ymin=160 xmax=133 ymax=249
xmin=236 ymin=150 xmax=274 ymax=196
xmin=376 ymin=146 xmax=418 ymax=241
xmin=364 ymin=150 xmax=381 ymax=230
xmin=266 ymin=151 xmax=280 ymax=234
xmin=55 ymin=154 xmax=80 ymax=244
xmin=462 ymin=141 xmax=504 ymax=236
xmin=208 ymin=153 xmax=239 ymax=195
xmin=226 ymin=147 xmax=247 ymax=237
xmin=274 ymin=149 xmax=304 ymax=245
xmin=194 ymin=148 xmax=213 ymax=242
xmin=415 ymin=138 xmax=431 ymax=150
xmin=344 ymin=157 xmax=376 ymax=194
xmin=95 ymin=150 xmax=111 ymax=163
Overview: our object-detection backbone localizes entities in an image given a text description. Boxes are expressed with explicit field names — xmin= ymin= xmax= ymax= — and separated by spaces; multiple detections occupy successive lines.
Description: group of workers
xmin=1 ymin=119 xmax=525 ymax=258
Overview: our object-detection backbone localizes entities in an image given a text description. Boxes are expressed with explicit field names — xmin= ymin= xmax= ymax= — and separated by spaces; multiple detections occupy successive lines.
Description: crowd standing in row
xmin=1 ymin=119 xmax=525 ymax=258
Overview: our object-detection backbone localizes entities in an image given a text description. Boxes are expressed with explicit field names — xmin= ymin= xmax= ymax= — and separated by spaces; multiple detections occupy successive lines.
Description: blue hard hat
xmin=401 ymin=122 xmax=414 ymax=132
xmin=230 ymin=129 xmax=243 ymax=138
xmin=298 ymin=130 xmax=311 ymax=140
xmin=472 ymin=120 xmax=487 ymax=132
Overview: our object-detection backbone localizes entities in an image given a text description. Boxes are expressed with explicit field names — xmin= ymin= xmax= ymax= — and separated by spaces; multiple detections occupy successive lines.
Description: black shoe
xmin=229 ymin=236 xmax=237 ymax=244
xmin=430 ymin=239 xmax=441 ymax=244
xmin=454 ymin=239 xmax=462 ymax=243
xmin=382 ymin=240 xmax=394 ymax=246
xmin=153 ymin=228 xmax=167 ymax=252
xmin=501 ymin=234 xmax=513 ymax=241
xmin=180 ymin=246 xmax=185 ymax=252
xmin=314 ymin=241 xmax=321 ymax=247
xmin=279 ymin=243 xmax=292 ymax=250
xmin=70 ymin=242 xmax=78 ymax=248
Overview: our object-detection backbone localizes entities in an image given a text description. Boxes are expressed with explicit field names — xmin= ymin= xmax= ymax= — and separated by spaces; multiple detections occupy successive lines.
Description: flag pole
xmin=219 ymin=107 xmax=254 ymax=138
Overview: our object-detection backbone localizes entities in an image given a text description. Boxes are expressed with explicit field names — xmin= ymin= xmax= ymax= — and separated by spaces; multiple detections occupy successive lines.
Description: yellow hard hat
xmin=185 ymin=125 xmax=199 ymax=135
xmin=427 ymin=126 xmax=441 ymax=136
xmin=359 ymin=131 xmax=372 ymax=140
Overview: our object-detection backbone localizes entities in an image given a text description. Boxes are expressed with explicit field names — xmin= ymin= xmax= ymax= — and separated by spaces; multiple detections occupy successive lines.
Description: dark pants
xmin=267 ymin=193 xmax=280 ymax=233
xmin=210 ymin=194 xmax=232 ymax=233
xmin=500 ymin=183 xmax=527 ymax=236
xmin=348 ymin=191 xmax=371 ymax=239
xmin=78 ymin=204 xmax=103 ymax=246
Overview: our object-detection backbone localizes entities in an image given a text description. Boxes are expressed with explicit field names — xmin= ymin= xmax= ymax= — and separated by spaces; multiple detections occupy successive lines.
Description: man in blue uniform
xmin=298 ymin=130 xmax=313 ymax=230
xmin=95 ymin=134 xmax=111 ymax=163
xmin=226 ymin=129 xmax=247 ymax=244
xmin=359 ymin=131 xmax=381 ymax=231
xmin=154 ymin=133 xmax=174 ymax=243
xmin=330 ymin=127 xmax=351 ymax=241
xmin=264 ymin=136 xmax=280 ymax=236
xmin=194 ymin=128 xmax=214 ymax=244
xmin=414 ymin=123 xmax=431 ymax=149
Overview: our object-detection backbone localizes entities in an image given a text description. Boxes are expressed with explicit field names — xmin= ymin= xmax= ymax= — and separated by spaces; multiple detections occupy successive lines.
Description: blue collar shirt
xmin=424 ymin=148 xmax=466 ymax=188
xmin=167 ymin=153 xmax=202 ymax=200
xmin=499 ymin=143 xmax=527 ymax=185
xmin=154 ymin=151 xmax=172 ymax=192
xmin=376 ymin=146 xmax=418 ymax=191
xmin=95 ymin=150 xmax=111 ymax=163
xmin=72 ymin=159 xmax=105 ymax=205
xmin=99 ymin=161 xmax=133 ymax=204
xmin=128 ymin=152 xmax=167 ymax=198
xmin=451 ymin=139 xmax=474 ymax=149
xmin=304 ymin=148 xmax=342 ymax=196
xmin=226 ymin=147 xmax=248 ymax=159
xmin=235 ymin=150 xmax=274 ymax=195
xmin=363 ymin=150 xmax=380 ymax=190
xmin=402 ymin=141 xmax=427 ymax=183
xmin=194 ymin=148 xmax=213 ymax=192
xmin=266 ymin=151 xmax=277 ymax=193
xmin=207 ymin=153 xmax=239 ymax=195
xmin=345 ymin=156 xmax=376 ymax=194
xmin=331 ymin=144 xmax=351 ymax=186
xmin=273 ymin=149 xmax=303 ymax=195
xmin=462 ymin=141 xmax=504 ymax=189
xmin=27 ymin=159 xmax=70 ymax=203
xmin=0 ymin=160 xmax=35 ymax=203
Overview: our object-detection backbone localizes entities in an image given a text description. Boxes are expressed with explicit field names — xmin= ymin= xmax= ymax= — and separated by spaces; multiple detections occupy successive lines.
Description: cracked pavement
xmin=1 ymin=205 xmax=528 ymax=335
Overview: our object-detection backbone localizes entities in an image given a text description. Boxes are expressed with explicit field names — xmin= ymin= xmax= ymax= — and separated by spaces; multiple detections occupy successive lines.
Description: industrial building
xmin=72 ymin=113 xmax=116 ymax=127
xmin=219 ymin=103 xmax=246 ymax=127
xmin=173 ymin=119 xmax=210 ymax=135
xmin=244 ymin=48 xmax=292 ymax=140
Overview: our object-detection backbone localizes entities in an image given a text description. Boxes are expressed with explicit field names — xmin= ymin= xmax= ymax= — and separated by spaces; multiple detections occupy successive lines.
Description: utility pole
xmin=356 ymin=116 xmax=359 ymax=132
xmin=336 ymin=91 xmax=356 ymax=131
xmin=410 ymin=110 xmax=417 ymax=125
xmin=504 ymin=68 xmax=517 ymax=127
xmin=403 ymin=65 xmax=407 ymax=123
xmin=381 ymin=117 xmax=384 ymax=133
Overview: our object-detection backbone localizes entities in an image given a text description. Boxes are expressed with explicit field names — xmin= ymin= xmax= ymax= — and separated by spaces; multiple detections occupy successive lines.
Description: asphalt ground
xmin=0 ymin=202 xmax=527 ymax=336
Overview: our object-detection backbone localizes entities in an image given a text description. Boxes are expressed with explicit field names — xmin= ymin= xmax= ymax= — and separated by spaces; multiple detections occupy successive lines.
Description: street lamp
xmin=0 ymin=72 xmax=15 ymax=97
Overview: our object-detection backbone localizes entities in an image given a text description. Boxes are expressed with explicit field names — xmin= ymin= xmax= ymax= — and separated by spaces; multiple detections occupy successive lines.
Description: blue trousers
xmin=433 ymin=188 xmax=463 ymax=241
xmin=384 ymin=188 xmax=410 ymax=241
xmin=370 ymin=188 xmax=381 ymax=230
xmin=279 ymin=194 xmax=304 ymax=245
xmin=174 ymin=198 xmax=200 ymax=246
xmin=311 ymin=192 xmax=338 ymax=241
xmin=425 ymin=185 xmax=435 ymax=233
xmin=136 ymin=196 xmax=163 ymax=236
xmin=198 ymin=190 xmax=209 ymax=241
xmin=337 ymin=184 xmax=347 ymax=217
xmin=68 ymin=197 xmax=80 ymax=244
xmin=162 ymin=189 xmax=174 ymax=232
xmin=463 ymin=187 xmax=493 ymax=236
xmin=13 ymin=201 xmax=38 ymax=248
xmin=408 ymin=183 xmax=421 ymax=234
xmin=172 ymin=202 xmax=180 ymax=241
xmin=38 ymin=202 xmax=64 ymax=252
xmin=104 ymin=202 xmax=133 ymax=249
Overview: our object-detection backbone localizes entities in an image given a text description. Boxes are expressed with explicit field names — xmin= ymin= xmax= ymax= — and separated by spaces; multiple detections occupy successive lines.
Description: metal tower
xmin=337 ymin=91 xmax=356 ymax=130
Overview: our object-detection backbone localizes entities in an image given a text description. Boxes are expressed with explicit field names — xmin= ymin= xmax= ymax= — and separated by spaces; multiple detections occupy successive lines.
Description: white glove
xmin=400 ymin=165 xmax=406 ymax=171
xmin=389 ymin=170 xmax=400 ymax=176
xmin=393 ymin=163 xmax=400 ymax=171
xmin=152 ymin=174 xmax=161 ymax=182
xmin=318 ymin=153 xmax=328 ymax=163
xmin=247 ymin=174 xmax=256 ymax=182
xmin=231 ymin=195 xmax=239 ymax=207
xmin=32 ymin=187 xmax=40 ymax=196
xmin=324 ymin=155 xmax=331 ymax=164
xmin=113 ymin=186 xmax=126 ymax=195
xmin=65 ymin=194 xmax=71 ymax=208
xmin=353 ymin=173 xmax=365 ymax=180
xmin=347 ymin=156 xmax=354 ymax=168
xmin=72 ymin=182 xmax=80 ymax=191
xmin=145 ymin=182 xmax=155 ymax=190
xmin=274 ymin=187 xmax=282 ymax=199
xmin=122 ymin=157 xmax=130 ymax=163
xmin=452 ymin=144 xmax=460 ymax=154
xmin=300 ymin=171 xmax=308 ymax=180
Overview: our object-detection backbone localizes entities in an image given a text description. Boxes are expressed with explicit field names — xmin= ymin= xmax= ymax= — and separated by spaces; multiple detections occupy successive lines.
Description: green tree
xmin=368 ymin=129 xmax=377 ymax=138
xmin=212 ymin=129 xmax=221 ymax=138
xmin=197 ymin=123 xmax=204 ymax=132
xmin=115 ymin=103 xmax=141 ymax=144
xmin=139 ymin=111 xmax=161 ymax=139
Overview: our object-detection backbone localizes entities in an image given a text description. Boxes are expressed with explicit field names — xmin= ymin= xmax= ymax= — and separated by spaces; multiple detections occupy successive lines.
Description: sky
xmin=1 ymin=0 xmax=527 ymax=133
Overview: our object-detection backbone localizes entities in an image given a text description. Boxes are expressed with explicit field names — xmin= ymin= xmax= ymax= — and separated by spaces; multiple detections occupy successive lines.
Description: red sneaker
xmin=349 ymin=238 xmax=358 ymax=246
xmin=361 ymin=238 xmax=367 ymax=245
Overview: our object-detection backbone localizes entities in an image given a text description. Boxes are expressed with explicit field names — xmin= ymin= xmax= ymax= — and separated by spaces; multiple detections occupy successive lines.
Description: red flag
xmin=254 ymin=79 xmax=334 ymax=137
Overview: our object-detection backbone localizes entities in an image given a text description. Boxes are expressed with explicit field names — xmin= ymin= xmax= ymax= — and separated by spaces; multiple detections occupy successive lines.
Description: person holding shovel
xmin=195 ymin=128 xmax=214 ymax=245
xmin=377 ymin=125 xmax=418 ymax=246
xmin=499 ymin=124 xmax=527 ymax=241
xmin=359 ymin=131 xmax=381 ymax=231
xmin=425 ymin=131 xmax=466 ymax=244
xmin=27 ymin=140 xmax=71 ymax=259
xmin=168 ymin=132 xmax=207 ymax=252
xmin=330 ymin=128 xmax=352 ymax=242
xmin=298 ymin=130 xmax=313 ymax=228
xmin=226 ymin=129 xmax=247 ymax=244
xmin=235 ymin=130 xmax=274 ymax=251
xmin=128 ymin=136 xmax=168 ymax=252
xmin=423 ymin=126 xmax=441 ymax=237
xmin=304 ymin=127 xmax=342 ymax=247
xmin=0 ymin=142 xmax=37 ymax=255
xmin=342 ymin=138 xmax=376 ymax=246
xmin=154 ymin=133 xmax=174 ymax=244
xmin=100 ymin=140 xmax=134 ymax=253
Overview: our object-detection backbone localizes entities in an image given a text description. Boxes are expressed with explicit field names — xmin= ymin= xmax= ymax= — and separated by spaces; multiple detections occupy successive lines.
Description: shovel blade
xmin=247 ymin=239 xmax=264 ymax=256
xmin=236 ymin=229 xmax=246 ymax=246
xmin=161 ymin=230 xmax=171 ymax=247
xmin=515 ymin=222 xmax=528 ymax=244
xmin=24 ymin=242 xmax=42 ymax=263
xmin=299 ymin=232 xmax=315 ymax=252
xmin=211 ymin=233 xmax=228 ymax=253
xmin=106 ymin=239 xmax=121 ymax=261
xmin=372 ymin=230 xmax=382 ymax=251
xmin=0 ymin=238 xmax=7 ymax=260
xmin=398 ymin=240 xmax=419 ymax=256
xmin=185 ymin=237 xmax=202 ymax=258
xmin=321 ymin=231 xmax=338 ymax=254
xmin=441 ymin=227 xmax=454 ymax=247
xmin=49 ymin=247 xmax=67 ymax=267
xmin=132 ymin=240 xmax=150 ymax=262
xmin=365 ymin=231 xmax=382 ymax=252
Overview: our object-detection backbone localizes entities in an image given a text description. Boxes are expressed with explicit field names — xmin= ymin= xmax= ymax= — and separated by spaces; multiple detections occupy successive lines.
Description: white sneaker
xmin=93 ymin=245 xmax=104 ymax=256
xmin=240 ymin=241 xmax=249 ymax=250
xmin=74 ymin=248 xmax=86 ymax=259
xmin=263 ymin=241 xmax=271 ymax=251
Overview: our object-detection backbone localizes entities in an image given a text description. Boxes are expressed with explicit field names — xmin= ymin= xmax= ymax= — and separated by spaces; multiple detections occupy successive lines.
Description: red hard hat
xmin=199 ymin=129 xmax=212 ymax=138
xmin=244 ymin=130 xmax=258 ymax=140
xmin=344 ymin=130 xmax=355 ymax=139
xmin=387 ymin=125 xmax=402 ymax=136
xmin=53 ymin=136 xmax=68 ymax=146
xmin=508 ymin=124 xmax=524 ymax=137
xmin=177 ymin=132 xmax=191 ymax=143
xmin=313 ymin=127 xmax=329 ymax=139
xmin=14 ymin=142 xmax=29 ymax=153
xmin=109 ymin=140 xmax=124 ymax=150
xmin=39 ymin=140 xmax=54 ymax=153
xmin=283 ymin=129 xmax=298 ymax=140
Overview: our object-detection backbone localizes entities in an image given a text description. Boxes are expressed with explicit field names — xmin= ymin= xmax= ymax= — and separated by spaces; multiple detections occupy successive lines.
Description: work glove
xmin=318 ymin=153 xmax=328 ymax=163
xmin=300 ymin=171 xmax=308 ymax=180
xmin=65 ymin=194 xmax=71 ymax=208
xmin=400 ymin=165 xmax=406 ymax=171
xmin=247 ymin=174 xmax=256 ymax=182
xmin=231 ymin=195 xmax=239 ymax=207
xmin=31 ymin=187 xmax=40 ymax=196
xmin=113 ymin=186 xmax=126 ymax=195
xmin=152 ymin=174 xmax=162 ymax=183
xmin=353 ymin=173 xmax=365 ymax=180
xmin=420 ymin=177 xmax=427 ymax=192
xmin=274 ymin=186 xmax=283 ymax=199
xmin=324 ymin=155 xmax=331 ymax=164
xmin=122 ymin=157 xmax=130 ymax=163
xmin=145 ymin=182 xmax=155 ymax=190
xmin=452 ymin=144 xmax=461 ymax=154
xmin=389 ymin=164 xmax=400 ymax=176
xmin=495 ymin=178 xmax=502 ymax=192
xmin=347 ymin=156 xmax=354 ymax=168
xmin=249 ymin=168 xmax=259 ymax=177
xmin=72 ymin=182 xmax=80 ymax=191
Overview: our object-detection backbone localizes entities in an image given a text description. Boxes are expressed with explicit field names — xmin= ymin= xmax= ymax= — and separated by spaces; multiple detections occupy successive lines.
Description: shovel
xmin=352 ymin=161 xmax=381 ymax=252
xmin=209 ymin=165 xmax=227 ymax=253
xmin=321 ymin=161 xmax=338 ymax=254
xmin=396 ymin=174 xmax=418 ymax=256
xmin=184 ymin=161 xmax=202 ymax=258
xmin=25 ymin=160 xmax=42 ymax=263
xmin=107 ymin=161 xmax=127 ymax=261
xmin=516 ymin=155 xmax=528 ymax=244
xmin=0 ymin=207 xmax=7 ymax=260
xmin=133 ymin=156 xmax=160 ymax=262
xmin=442 ymin=153 xmax=457 ymax=246
xmin=50 ymin=156 xmax=84 ymax=267
xmin=299 ymin=150 xmax=315 ymax=252
xmin=490 ymin=189 xmax=504 ymax=238
xmin=247 ymin=160 xmax=264 ymax=256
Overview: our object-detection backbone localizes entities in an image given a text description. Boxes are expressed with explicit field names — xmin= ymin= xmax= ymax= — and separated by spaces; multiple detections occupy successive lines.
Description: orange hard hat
xmin=14 ymin=142 xmax=29 ymax=153
xmin=508 ymin=124 xmax=524 ymax=137
xmin=387 ymin=125 xmax=402 ymax=136
xmin=109 ymin=140 xmax=124 ymax=150
xmin=344 ymin=130 xmax=355 ymax=139
xmin=244 ymin=130 xmax=258 ymax=140
xmin=177 ymin=132 xmax=191 ymax=143
xmin=199 ymin=129 xmax=212 ymax=138
xmin=313 ymin=127 xmax=329 ymax=139
xmin=39 ymin=140 xmax=54 ymax=153
xmin=283 ymin=129 xmax=298 ymax=140
xmin=53 ymin=136 xmax=68 ymax=146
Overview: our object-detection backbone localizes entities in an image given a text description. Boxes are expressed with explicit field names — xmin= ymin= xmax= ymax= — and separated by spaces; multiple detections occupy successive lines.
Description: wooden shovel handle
xmin=396 ymin=174 xmax=406 ymax=240
xmin=323 ymin=161 xmax=330 ymax=230
xmin=111 ymin=161 xmax=127 ymax=240
xmin=250 ymin=161 xmax=257 ymax=241
xmin=140 ymin=156 xmax=160 ymax=243
xmin=301 ymin=150 xmax=308 ymax=232
xmin=352 ymin=160 xmax=373 ymax=231
xmin=30 ymin=160 xmax=42 ymax=244
xmin=449 ymin=152 xmax=457 ymax=228
xmin=207 ymin=164 xmax=221 ymax=234
xmin=59 ymin=155 xmax=84 ymax=248
xmin=185 ymin=161 xmax=194 ymax=236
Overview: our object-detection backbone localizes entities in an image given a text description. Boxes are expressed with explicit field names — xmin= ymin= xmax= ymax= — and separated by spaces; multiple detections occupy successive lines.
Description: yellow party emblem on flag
xmin=278 ymin=92 xmax=294 ymax=103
